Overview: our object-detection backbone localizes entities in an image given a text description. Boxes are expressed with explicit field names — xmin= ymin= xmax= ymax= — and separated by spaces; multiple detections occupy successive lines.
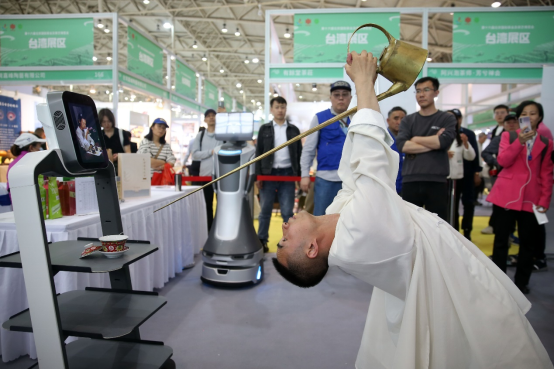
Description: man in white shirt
xmin=255 ymin=97 xmax=302 ymax=252
xmin=273 ymin=51 xmax=552 ymax=369
xmin=75 ymin=113 xmax=95 ymax=152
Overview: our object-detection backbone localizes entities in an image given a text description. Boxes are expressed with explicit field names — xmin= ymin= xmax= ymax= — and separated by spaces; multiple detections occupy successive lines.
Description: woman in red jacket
xmin=486 ymin=101 xmax=553 ymax=294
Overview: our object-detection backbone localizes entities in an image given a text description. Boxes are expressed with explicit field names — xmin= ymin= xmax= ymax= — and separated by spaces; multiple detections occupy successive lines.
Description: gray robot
xmin=201 ymin=113 xmax=264 ymax=286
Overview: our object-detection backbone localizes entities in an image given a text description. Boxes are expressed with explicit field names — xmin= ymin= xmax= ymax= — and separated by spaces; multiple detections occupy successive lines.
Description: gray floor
xmin=1 ymin=253 xmax=553 ymax=368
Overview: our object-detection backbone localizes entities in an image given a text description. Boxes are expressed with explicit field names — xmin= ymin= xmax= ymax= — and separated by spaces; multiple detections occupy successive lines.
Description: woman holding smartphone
xmin=486 ymin=101 xmax=553 ymax=294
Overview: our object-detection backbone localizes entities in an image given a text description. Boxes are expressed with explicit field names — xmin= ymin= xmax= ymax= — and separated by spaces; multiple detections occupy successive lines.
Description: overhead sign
xmin=120 ymin=72 xmax=169 ymax=99
xmin=175 ymin=61 xmax=197 ymax=101
xmin=0 ymin=69 xmax=112 ymax=82
xmin=203 ymin=80 xmax=218 ymax=110
xmin=127 ymin=26 xmax=163 ymax=85
xmin=293 ymin=13 xmax=400 ymax=63
xmin=0 ymin=95 xmax=21 ymax=151
xmin=428 ymin=67 xmax=542 ymax=81
xmin=453 ymin=12 xmax=554 ymax=63
xmin=0 ymin=18 xmax=93 ymax=66
xmin=270 ymin=67 xmax=344 ymax=80
xmin=223 ymin=93 xmax=232 ymax=112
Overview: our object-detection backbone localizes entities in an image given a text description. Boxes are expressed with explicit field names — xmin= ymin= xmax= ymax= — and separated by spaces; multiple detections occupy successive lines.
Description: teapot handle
xmin=347 ymin=23 xmax=394 ymax=55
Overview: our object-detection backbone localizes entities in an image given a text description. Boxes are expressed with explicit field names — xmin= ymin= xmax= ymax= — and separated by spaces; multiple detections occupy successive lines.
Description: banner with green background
xmin=223 ymin=93 xmax=232 ymax=112
xmin=0 ymin=69 xmax=112 ymax=82
xmin=127 ymin=26 xmax=163 ymax=85
xmin=0 ymin=18 xmax=93 ymax=66
xmin=293 ymin=13 xmax=400 ymax=63
xmin=203 ymin=80 xmax=218 ymax=110
xmin=453 ymin=12 xmax=554 ymax=63
xmin=175 ymin=61 xmax=196 ymax=100
xmin=236 ymin=101 xmax=244 ymax=112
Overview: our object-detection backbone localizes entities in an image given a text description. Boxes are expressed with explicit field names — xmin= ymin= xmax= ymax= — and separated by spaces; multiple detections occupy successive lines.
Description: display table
xmin=0 ymin=186 xmax=207 ymax=362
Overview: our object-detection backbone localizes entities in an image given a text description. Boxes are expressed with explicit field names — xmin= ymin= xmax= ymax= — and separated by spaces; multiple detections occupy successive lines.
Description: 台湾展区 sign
xmin=0 ymin=18 xmax=93 ymax=66
xmin=453 ymin=12 xmax=554 ymax=63
xmin=127 ymin=26 xmax=163 ymax=85
xmin=293 ymin=13 xmax=400 ymax=63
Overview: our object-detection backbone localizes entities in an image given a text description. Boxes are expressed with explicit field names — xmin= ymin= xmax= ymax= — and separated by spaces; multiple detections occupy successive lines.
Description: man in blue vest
xmin=300 ymin=81 xmax=353 ymax=216
xmin=386 ymin=106 xmax=407 ymax=195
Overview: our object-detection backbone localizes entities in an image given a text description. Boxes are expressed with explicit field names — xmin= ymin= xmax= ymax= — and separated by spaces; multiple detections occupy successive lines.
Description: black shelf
xmin=33 ymin=338 xmax=173 ymax=369
xmin=3 ymin=289 xmax=167 ymax=339
xmin=0 ymin=239 xmax=157 ymax=273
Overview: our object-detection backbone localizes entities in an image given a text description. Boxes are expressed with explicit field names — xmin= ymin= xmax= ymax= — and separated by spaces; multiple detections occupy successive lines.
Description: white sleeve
xmin=328 ymin=108 xmax=414 ymax=265
xmin=463 ymin=142 xmax=476 ymax=161
xmin=76 ymin=128 xmax=91 ymax=150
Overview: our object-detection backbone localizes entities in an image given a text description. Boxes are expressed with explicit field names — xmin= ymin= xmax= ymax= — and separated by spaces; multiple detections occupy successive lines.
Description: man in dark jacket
xmin=255 ymin=97 xmax=302 ymax=252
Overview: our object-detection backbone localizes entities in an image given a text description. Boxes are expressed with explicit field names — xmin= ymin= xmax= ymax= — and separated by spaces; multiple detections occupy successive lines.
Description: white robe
xmin=326 ymin=109 xmax=553 ymax=369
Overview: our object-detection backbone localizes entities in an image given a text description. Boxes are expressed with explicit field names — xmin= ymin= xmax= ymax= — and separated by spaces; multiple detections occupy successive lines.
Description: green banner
xmin=236 ymin=101 xmax=244 ymax=112
xmin=171 ymin=94 xmax=200 ymax=112
xmin=120 ymin=71 xmax=169 ymax=99
xmin=270 ymin=67 xmax=344 ymax=80
xmin=293 ymin=13 xmax=400 ymax=63
xmin=127 ymin=27 xmax=163 ymax=85
xmin=0 ymin=18 xmax=93 ymax=67
xmin=453 ymin=12 xmax=554 ymax=63
xmin=175 ymin=61 xmax=196 ymax=101
xmin=0 ymin=69 xmax=112 ymax=82
xmin=427 ymin=67 xmax=542 ymax=80
xmin=223 ymin=93 xmax=232 ymax=112
xmin=203 ymin=80 xmax=218 ymax=110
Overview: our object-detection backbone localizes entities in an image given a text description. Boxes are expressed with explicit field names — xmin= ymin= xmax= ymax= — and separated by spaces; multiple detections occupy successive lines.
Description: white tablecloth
xmin=0 ymin=186 xmax=207 ymax=362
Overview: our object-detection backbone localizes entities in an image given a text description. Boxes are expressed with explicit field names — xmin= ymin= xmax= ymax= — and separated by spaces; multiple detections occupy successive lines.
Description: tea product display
xmin=38 ymin=175 xmax=46 ymax=219
xmin=48 ymin=177 xmax=63 ymax=219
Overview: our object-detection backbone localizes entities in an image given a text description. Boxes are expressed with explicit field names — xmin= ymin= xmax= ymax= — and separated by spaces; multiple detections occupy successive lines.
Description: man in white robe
xmin=273 ymin=51 xmax=553 ymax=369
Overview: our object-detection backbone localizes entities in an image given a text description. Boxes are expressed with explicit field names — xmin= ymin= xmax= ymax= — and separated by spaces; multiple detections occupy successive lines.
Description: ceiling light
xmin=163 ymin=22 xmax=172 ymax=29
xmin=268 ymin=92 xmax=272 ymax=96
xmin=97 ymin=20 xmax=104 ymax=29
xmin=118 ymin=88 xmax=123 ymax=93
xmin=92 ymin=56 xmax=97 ymax=61
xmin=450 ymin=12 xmax=453 ymax=15
xmin=165 ymin=75 xmax=169 ymax=79
xmin=170 ymin=55 xmax=175 ymax=60
xmin=312 ymin=83 xmax=317 ymax=91
xmin=220 ymin=69 xmax=224 ymax=73
xmin=235 ymin=28 xmax=240 ymax=36
xmin=220 ymin=97 xmax=225 ymax=101
xmin=222 ymin=23 xmax=227 ymax=33
xmin=273 ymin=93 xmax=278 ymax=97
xmin=105 ymin=90 xmax=110 ymax=94
xmin=296 ymin=83 xmax=300 ymax=86
xmin=236 ymin=83 xmax=242 ymax=88
xmin=104 ymin=28 xmax=110 ymax=33
xmin=257 ymin=79 xmax=262 ymax=83
xmin=239 ymin=90 xmax=243 ymax=94
xmin=251 ymin=99 xmax=255 ymax=103
xmin=106 ymin=54 xmax=112 ymax=61
xmin=90 ymin=88 xmax=96 ymax=94
xmin=252 ymin=57 xmax=259 ymax=63
xmin=284 ymin=28 xmax=291 ymax=38
xmin=196 ymin=73 xmax=200 ymax=77
xmin=131 ymin=95 xmax=136 ymax=99
xmin=299 ymin=95 xmax=303 ymax=99
xmin=244 ymin=57 xmax=250 ymax=64
xmin=278 ymin=84 xmax=281 ymax=88
xmin=201 ymin=54 xmax=207 ymax=61
xmin=172 ymin=85 xmax=175 ymax=89
xmin=143 ymin=0 xmax=150 ymax=4
xmin=192 ymin=41 xmax=198 ymax=49
xmin=256 ymin=101 xmax=261 ymax=106
xmin=125 ymin=97 xmax=129 ymax=100
xmin=491 ymin=1 xmax=501 ymax=7
xmin=426 ymin=57 xmax=432 ymax=62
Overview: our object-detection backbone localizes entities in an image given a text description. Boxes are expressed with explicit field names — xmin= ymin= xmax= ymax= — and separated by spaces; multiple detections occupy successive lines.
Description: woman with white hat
xmin=6 ymin=132 xmax=47 ymax=196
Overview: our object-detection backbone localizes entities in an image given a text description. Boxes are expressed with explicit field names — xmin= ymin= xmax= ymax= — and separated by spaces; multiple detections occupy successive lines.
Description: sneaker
xmin=510 ymin=234 xmax=520 ymax=245
xmin=481 ymin=226 xmax=494 ymax=234
xmin=507 ymin=254 xmax=518 ymax=267
xmin=533 ymin=259 xmax=548 ymax=272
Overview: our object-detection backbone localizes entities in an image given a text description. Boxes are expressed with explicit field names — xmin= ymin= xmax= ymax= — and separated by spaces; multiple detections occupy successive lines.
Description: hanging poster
xmin=175 ymin=61 xmax=197 ymax=100
xmin=0 ymin=18 xmax=93 ymax=66
xmin=203 ymin=80 xmax=218 ymax=110
xmin=293 ymin=13 xmax=400 ymax=63
xmin=223 ymin=93 xmax=232 ymax=112
xmin=0 ymin=95 xmax=22 ymax=151
xmin=236 ymin=101 xmax=244 ymax=112
xmin=127 ymin=26 xmax=163 ymax=85
xmin=453 ymin=12 xmax=554 ymax=63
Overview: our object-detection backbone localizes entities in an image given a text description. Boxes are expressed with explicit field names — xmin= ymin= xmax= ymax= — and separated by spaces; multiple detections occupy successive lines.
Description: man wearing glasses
xmin=300 ymin=81 xmax=353 ymax=216
xmin=396 ymin=77 xmax=457 ymax=221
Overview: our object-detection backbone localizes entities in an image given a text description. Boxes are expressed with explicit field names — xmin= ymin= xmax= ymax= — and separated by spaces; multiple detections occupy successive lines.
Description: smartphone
xmin=519 ymin=116 xmax=531 ymax=133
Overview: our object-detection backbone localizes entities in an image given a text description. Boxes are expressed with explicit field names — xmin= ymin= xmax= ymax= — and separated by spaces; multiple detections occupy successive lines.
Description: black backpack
xmin=189 ymin=127 xmax=206 ymax=176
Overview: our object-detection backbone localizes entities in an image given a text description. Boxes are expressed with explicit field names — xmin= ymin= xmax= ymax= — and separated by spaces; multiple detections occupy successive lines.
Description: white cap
xmin=13 ymin=133 xmax=46 ymax=148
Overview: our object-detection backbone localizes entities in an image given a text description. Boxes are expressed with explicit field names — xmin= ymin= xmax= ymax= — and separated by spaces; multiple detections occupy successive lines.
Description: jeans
xmin=313 ymin=177 xmax=342 ymax=216
xmin=402 ymin=181 xmax=448 ymax=221
xmin=257 ymin=168 xmax=296 ymax=242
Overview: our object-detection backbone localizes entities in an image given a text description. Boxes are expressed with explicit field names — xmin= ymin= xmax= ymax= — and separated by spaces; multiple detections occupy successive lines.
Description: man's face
xmin=415 ymin=81 xmax=439 ymax=109
xmin=330 ymin=89 xmax=352 ymax=114
xmin=79 ymin=118 xmax=87 ymax=130
xmin=387 ymin=110 xmax=405 ymax=134
xmin=504 ymin=118 xmax=519 ymax=132
xmin=204 ymin=112 xmax=216 ymax=127
xmin=277 ymin=211 xmax=316 ymax=268
xmin=494 ymin=108 xmax=509 ymax=126
xmin=270 ymin=102 xmax=287 ymax=121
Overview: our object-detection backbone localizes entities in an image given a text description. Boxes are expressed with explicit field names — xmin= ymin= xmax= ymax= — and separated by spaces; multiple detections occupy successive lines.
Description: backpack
xmin=189 ymin=127 xmax=206 ymax=176
xmin=508 ymin=131 xmax=548 ymax=162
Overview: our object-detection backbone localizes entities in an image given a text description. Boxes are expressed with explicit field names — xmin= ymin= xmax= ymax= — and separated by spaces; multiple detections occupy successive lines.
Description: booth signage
xmin=175 ymin=61 xmax=196 ymax=100
xmin=0 ymin=95 xmax=21 ymax=151
xmin=270 ymin=67 xmax=344 ymax=80
xmin=427 ymin=67 xmax=542 ymax=80
xmin=293 ymin=13 xmax=400 ymax=63
xmin=203 ymin=80 xmax=218 ymax=110
xmin=223 ymin=93 xmax=232 ymax=112
xmin=171 ymin=93 xmax=200 ymax=112
xmin=0 ymin=18 xmax=93 ymax=67
xmin=120 ymin=71 xmax=169 ymax=99
xmin=453 ymin=12 xmax=554 ymax=63
xmin=127 ymin=27 xmax=163 ymax=85
xmin=236 ymin=101 xmax=244 ymax=112
xmin=0 ymin=69 xmax=112 ymax=82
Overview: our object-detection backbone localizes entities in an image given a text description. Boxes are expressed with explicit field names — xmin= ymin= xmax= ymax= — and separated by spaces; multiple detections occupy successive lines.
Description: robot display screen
xmin=215 ymin=113 xmax=254 ymax=141
xmin=64 ymin=95 xmax=108 ymax=168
